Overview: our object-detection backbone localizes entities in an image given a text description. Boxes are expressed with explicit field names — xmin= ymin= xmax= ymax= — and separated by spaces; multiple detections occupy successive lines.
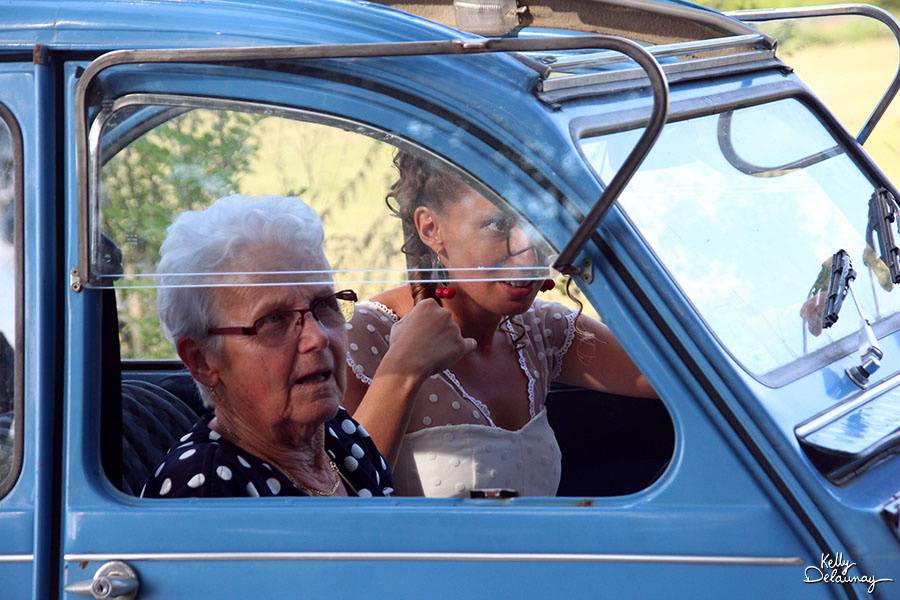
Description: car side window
xmin=102 ymin=108 xmax=389 ymax=356
xmin=96 ymin=100 xmax=669 ymax=498
xmin=0 ymin=106 xmax=21 ymax=495
xmin=99 ymin=104 xmax=577 ymax=359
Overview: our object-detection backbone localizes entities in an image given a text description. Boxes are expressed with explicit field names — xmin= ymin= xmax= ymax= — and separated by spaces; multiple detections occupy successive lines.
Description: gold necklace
xmin=336 ymin=468 xmax=358 ymax=496
xmin=286 ymin=460 xmax=340 ymax=496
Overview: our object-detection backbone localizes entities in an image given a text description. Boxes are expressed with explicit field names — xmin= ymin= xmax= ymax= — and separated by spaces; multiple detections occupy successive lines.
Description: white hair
xmin=156 ymin=194 xmax=328 ymax=407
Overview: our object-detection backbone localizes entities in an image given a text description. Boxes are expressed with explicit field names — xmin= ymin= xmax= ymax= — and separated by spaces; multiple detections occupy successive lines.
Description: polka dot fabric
xmin=141 ymin=408 xmax=393 ymax=498
xmin=347 ymin=299 xmax=577 ymax=431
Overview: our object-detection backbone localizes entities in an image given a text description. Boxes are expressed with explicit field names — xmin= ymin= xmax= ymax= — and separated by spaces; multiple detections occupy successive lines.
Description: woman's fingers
xmin=388 ymin=299 xmax=474 ymax=374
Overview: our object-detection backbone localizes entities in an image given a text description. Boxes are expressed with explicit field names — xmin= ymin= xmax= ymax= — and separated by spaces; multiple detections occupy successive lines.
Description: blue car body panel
xmin=0 ymin=0 xmax=896 ymax=597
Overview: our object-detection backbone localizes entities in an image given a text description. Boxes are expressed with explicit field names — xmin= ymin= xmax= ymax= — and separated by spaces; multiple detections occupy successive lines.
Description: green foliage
xmin=103 ymin=109 xmax=261 ymax=274
xmin=102 ymin=109 xmax=262 ymax=358
xmin=699 ymin=0 xmax=898 ymax=12
xmin=237 ymin=116 xmax=405 ymax=302
xmin=102 ymin=108 xmax=407 ymax=359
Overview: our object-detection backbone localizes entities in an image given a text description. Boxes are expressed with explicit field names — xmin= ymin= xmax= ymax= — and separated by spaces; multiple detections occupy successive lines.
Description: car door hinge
xmin=70 ymin=268 xmax=84 ymax=293
xmin=32 ymin=44 xmax=49 ymax=65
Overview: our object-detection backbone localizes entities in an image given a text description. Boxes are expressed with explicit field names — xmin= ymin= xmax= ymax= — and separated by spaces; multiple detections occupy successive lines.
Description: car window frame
xmin=90 ymin=92 xmax=556 ymax=291
xmin=73 ymin=37 xmax=668 ymax=290
xmin=0 ymin=100 xmax=24 ymax=499
xmin=86 ymin=90 xmax=680 ymax=503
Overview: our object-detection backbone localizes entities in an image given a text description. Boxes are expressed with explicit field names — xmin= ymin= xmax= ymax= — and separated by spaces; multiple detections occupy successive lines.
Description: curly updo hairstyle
xmin=385 ymin=152 xmax=531 ymax=347
xmin=385 ymin=151 xmax=467 ymax=304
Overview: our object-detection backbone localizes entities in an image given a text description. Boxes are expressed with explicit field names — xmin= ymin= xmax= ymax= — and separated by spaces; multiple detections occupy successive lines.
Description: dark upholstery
xmin=100 ymin=289 xmax=124 ymax=493
xmin=0 ymin=411 xmax=12 ymax=458
xmin=0 ymin=331 xmax=13 ymax=416
xmin=546 ymin=387 xmax=674 ymax=497
xmin=148 ymin=373 xmax=205 ymax=417
xmin=120 ymin=380 xmax=199 ymax=496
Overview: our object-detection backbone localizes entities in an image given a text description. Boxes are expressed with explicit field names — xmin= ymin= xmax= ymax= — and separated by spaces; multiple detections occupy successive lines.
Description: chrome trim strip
xmin=540 ymin=49 xmax=774 ymax=92
xmin=546 ymin=33 xmax=767 ymax=72
xmin=729 ymin=3 xmax=900 ymax=146
xmin=63 ymin=551 xmax=803 ymax=566
xmin=87 ymin=106 xmax=113 ymax=282
xmin=0 ymin=554 xmax=34 ymax=563
xmin=795 ymin=371 xmax=900 ymax=438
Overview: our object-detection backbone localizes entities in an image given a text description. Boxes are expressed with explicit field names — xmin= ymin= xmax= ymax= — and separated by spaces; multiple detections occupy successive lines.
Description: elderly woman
xmin=142 ymin=195 xmax=392 ymax=498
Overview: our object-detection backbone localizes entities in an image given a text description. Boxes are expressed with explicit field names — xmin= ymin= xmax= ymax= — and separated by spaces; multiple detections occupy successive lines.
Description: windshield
xmin=581 ymin=97 xmax=892 ymax=383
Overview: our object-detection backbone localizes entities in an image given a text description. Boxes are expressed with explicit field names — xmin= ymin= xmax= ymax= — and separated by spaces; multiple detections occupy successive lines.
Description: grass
xmin=756 ymin=22 xmax=900 ymax=179
xmin=700 ymin=0 xmax=899 ymax=179
xmin=701 ymin=0 xmax=899 ymax=13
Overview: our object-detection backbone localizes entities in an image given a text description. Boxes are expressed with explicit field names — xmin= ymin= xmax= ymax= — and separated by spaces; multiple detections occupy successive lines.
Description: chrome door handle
xmin=65 ymin=560 xmax=140 ymax=599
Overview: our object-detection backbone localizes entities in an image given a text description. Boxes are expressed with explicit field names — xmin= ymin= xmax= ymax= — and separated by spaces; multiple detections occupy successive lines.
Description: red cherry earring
xmin=434 ymin=286 xmax=456 ymax=299
xmin=540 ymin=279 xmax=556 ymax=292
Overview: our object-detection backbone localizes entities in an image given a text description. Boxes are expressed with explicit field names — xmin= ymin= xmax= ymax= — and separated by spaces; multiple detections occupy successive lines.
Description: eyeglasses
xmin=207 ymin=289 xmax=358 ymax=347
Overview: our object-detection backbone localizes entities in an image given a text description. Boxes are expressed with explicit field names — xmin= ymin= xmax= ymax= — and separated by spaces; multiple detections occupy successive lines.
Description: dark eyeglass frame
xmin=207 ymin=289 xmax=358 ymax=337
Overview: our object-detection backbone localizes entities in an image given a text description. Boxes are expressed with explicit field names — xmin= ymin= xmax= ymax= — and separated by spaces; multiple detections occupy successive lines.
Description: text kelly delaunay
xmin=804 ymin=552 xmax=893 ymax=594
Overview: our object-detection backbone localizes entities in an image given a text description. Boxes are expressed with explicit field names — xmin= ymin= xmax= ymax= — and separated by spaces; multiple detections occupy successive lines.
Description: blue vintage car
xmin=0 ymin=0 xmax=897 ymax=597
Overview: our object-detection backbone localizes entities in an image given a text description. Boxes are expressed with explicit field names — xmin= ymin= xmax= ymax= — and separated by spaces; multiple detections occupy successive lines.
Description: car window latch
xmin=823 ymin=249 xmax=884 ymax=388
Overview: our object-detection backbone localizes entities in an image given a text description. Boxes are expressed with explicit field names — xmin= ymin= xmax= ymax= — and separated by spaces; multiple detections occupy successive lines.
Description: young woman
xmin=344 ymin=153 xmax=655 ymax=497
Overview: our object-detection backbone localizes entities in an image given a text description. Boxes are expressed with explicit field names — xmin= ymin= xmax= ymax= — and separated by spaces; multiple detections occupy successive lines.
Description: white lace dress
xmin=346 ymin=299 xmax=578 ymax=497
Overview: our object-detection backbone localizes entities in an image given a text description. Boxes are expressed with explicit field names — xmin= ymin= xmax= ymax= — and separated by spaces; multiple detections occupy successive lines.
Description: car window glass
xmin=98 ymin=103 xmax=573 ymax=359
xmin=0 ymin=112 xmax=19 ymax=492
xmin=97 ymin=99 xmax=657 ymax=500
xmin=581 ymin=97 xmax=884 ymax=383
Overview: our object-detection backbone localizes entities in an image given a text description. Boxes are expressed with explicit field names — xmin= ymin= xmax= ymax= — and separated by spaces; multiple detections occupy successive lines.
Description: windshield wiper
xmin=823 ymin=249 xmax=884 ymax=388
xmin=866 ymin=187 xmax=900 ymax=285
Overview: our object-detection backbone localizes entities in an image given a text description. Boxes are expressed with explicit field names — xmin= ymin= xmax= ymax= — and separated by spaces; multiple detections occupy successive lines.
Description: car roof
xmin=0 ymin=0 xmax=461 ymax=51
xmin=0 ymin=0 xmax=752 ymax=51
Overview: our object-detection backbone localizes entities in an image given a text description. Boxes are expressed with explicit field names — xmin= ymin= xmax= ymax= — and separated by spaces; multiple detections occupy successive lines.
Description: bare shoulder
xmin=370 ymin=286 xmax=414 ymax=318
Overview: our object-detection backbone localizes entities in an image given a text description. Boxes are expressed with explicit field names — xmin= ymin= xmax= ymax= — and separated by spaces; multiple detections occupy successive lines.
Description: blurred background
xmin=94 ymin=0 xmax=900 ymax=360
xmin=699 ymin=0 xmax=899 ymax=179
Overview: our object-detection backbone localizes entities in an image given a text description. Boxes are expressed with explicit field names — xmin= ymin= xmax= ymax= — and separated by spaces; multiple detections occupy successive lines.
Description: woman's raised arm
xmin=558 ymin=314 xmax=656 ymax=399
xmin=343 ymin=298 xmax=476 ymax=464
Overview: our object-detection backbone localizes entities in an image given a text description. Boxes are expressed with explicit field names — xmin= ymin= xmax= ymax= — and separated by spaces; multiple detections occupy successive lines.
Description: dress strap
xmin=502 ymin=318 xmax=538 ymax=418
xmin=441 ymin=369 xmax=496 ymax=427
xmin=361 ymin=300 xmax=400 ymax=322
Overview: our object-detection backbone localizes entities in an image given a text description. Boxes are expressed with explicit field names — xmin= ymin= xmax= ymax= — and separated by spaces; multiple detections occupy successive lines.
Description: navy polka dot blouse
xmin=141 ymin=408 xmax=393 ymax=498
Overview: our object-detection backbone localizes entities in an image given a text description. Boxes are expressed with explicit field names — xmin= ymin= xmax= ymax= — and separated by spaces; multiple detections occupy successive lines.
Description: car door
xmin=60 ymin=46 xmax=840 ymax=599
xmin=0 ymin=54 xmax=61 ymax=598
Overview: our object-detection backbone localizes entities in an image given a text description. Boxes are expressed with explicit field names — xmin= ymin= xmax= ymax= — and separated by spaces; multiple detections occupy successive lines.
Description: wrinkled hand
xmin=385 ymin=299 xmax=476 ymax=377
